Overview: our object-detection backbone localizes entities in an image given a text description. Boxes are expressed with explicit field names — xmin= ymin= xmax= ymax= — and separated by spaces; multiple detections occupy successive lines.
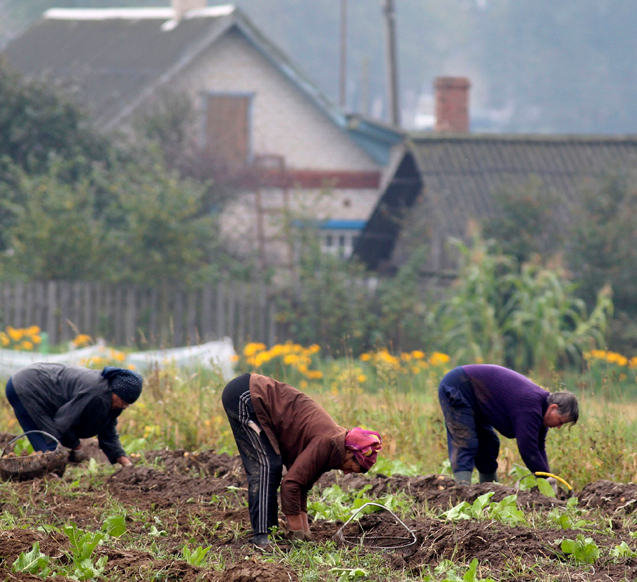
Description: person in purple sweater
xmin=438 ymin=364 xmax=578 ymax=485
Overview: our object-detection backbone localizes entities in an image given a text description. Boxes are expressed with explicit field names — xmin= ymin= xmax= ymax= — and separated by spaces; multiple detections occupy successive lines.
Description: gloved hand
xmin=69 ymin=447 xmax=89 ymax=463
xmin=546 ymin=477 xmax=559 ymax=495
xmin=285 ymin=529 xmax=306 ymax=542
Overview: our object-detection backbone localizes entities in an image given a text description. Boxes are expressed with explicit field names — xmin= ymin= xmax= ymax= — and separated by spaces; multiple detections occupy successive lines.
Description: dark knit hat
xmin=102 ymin=367 xmax=143 ymax=404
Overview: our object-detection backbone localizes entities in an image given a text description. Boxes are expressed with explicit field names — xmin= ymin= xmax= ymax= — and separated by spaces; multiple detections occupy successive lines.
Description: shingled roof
xmin=355 ymin=133 xmax=637 ymax=271
xmin=4 ymin=5 xmax=401 ymax=162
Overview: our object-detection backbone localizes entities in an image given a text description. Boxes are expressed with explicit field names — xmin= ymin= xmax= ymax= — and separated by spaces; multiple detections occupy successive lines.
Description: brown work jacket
xmin=249 ymin=374 xmax=347 ymax=516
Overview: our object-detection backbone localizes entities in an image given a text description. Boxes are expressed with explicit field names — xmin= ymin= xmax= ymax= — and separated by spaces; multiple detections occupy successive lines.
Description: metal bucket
xmin=0 ymin=431 xmax=69 ymax=481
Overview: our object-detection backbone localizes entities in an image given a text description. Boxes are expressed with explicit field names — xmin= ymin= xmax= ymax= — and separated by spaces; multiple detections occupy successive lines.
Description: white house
xmin=5 ymin=0 xmax=403 ymax=269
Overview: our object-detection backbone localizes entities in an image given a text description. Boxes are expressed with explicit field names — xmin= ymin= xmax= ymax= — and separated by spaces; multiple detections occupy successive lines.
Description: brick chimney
xmin=435 ymin=77 xmax=470 ymax=133
xmin=173 ymin=0 xmax=207 ymax=20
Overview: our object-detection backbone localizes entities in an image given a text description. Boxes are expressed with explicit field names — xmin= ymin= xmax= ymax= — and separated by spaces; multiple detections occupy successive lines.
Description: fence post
xmin=216 ymin=282 xmax=225 ymax=340
xmin=46 ymin=281 xmax=57 ymax=345
xmin=125 ymin=287 xmax=136 ymax=347
xmin=201 ymin=285 xmax=213 ymax=341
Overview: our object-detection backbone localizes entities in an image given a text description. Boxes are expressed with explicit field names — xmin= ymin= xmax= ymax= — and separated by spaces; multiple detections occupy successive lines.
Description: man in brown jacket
xmin=222 ymin=373 xmax=382 ymax=548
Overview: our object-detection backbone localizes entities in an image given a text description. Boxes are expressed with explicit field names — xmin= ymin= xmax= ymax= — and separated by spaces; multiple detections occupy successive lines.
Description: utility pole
xmin=339 ymin=0 xmax=348 ymax=108
xmin=382 ymin=0 xmax=400 ymax=126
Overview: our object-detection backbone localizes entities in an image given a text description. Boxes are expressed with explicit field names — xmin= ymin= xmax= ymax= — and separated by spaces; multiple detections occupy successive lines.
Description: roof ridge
xmin=44 ymin=6 xmax=235 ymax=21
xmin=409 ymin=132 xmax=637 ymax=143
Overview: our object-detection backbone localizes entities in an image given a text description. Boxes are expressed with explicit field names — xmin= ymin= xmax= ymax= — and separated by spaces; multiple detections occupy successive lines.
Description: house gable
xmin=355 ymin=134 xmax=637 ymax=272
xmin=3 ymin=5 xmax=401 ymax=168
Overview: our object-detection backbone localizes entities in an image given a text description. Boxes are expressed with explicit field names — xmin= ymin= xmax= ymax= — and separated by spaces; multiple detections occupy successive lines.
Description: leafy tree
xmin=1 ymin=153 xmax=231 ymax=287
xmin=566 ymin=174 xmax=637 ymax=353
xmin=100 ymin=157 xmax=220 ymax=286
xmin=276 ymin=231 xmax=375 ymax=354
xmin=2 ymin=161 xmax=108 ymax=280
xmin=483 ymin=178 xmax=563 ymax=264
xmin=566 ymin=174 xmax=637 ymax=313
xmin=0 ymin=58 xmax=108 ymax=175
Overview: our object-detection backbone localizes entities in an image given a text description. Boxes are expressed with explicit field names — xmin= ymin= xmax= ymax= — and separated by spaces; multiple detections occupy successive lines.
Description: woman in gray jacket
xmin=5 ymin=363 xmax=142 ymax=465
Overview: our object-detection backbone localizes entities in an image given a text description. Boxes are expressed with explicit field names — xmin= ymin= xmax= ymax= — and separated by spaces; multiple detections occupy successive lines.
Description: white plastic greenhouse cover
xmin=0 ymin=338 xmax=236 ymax=380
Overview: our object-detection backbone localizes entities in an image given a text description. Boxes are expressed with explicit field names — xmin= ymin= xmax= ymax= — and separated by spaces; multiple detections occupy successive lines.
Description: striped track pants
xmin=222 ymin=374 xmax=283 ymax=535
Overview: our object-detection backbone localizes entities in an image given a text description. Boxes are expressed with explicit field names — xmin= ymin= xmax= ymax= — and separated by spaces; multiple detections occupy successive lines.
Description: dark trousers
xmin=222 ymin=373 xmax=283 ymax=536
xmin=5 ymin=379 xmax=57 ymax=452
xmin=438 ymin=367 xmax=500 ymax=474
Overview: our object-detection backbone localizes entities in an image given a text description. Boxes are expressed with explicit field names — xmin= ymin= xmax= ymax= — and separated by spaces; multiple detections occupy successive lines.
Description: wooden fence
xmin=0 ymin=281 xmax=279 ymax=348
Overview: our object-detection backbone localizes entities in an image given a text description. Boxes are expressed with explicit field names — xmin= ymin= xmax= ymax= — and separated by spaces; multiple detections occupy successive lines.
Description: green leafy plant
xmin=424 ymin=558 xmax=496 ymax=582
xmin=330 ymin=567 xmax=368 ymax=581
xmin=548 ymin=497 xmax=592 ymax=530
xmin=442 ymin=492 xmax=525 ymax=526
xmin=308 ymin=485 xmax=411 ymax=523
xmin=560 ymin=534 xmax=600 ymax=564
xmin=181 ymin=544 xmax=212 ymax=567
xmin=610 ymin=541 xmax=637 ymax=558
xmin=61 ymin=523 xmax=108 ymax=580
xmin=102 ymin=514 xmax=127 ymax=538
xmin=12 ymin=542 xmax=51 ymax=577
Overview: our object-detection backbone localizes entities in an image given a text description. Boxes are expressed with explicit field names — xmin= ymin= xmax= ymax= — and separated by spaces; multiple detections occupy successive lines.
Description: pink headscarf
xmin=345 ymin=427 xmax=383 ymax=472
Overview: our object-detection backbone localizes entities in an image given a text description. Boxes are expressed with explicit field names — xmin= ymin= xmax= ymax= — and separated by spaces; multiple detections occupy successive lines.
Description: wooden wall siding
xmin=0 ymin=281 xmax=277 ymax=349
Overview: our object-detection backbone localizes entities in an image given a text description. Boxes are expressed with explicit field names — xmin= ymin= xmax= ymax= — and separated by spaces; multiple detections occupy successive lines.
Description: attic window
xmin=204 ymin=92 xmax=253 ymax=173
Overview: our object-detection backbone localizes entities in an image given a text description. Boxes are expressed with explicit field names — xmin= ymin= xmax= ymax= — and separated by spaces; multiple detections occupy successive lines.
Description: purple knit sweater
xmin=462 ymin=364 xmax=550 ymax=473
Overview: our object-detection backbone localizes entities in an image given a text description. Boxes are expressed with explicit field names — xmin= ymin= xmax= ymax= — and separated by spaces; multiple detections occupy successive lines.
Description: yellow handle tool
xmin=534 ymin=471 xmax=573 ymax=491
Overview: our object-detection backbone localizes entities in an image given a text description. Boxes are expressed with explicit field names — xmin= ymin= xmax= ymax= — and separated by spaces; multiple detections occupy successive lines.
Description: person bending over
xmin=222 ymin=373 xmax=382 ymax=547
xmin=5 ymin=362 xmax=142 ymax=466
xmin=438 ymin=364 xmax=578 ymax=486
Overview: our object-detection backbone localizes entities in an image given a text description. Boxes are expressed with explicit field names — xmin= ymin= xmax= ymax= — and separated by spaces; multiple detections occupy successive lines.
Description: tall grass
xmin=1 ymin=358 xmax=637 ymax=489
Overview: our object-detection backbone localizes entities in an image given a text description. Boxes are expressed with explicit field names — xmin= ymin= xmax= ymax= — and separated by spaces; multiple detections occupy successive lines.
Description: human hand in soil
xmin=117 ymin=456 xmax=133 ymax=466
xmin=69 ymin=447 xmax=89 ymax=463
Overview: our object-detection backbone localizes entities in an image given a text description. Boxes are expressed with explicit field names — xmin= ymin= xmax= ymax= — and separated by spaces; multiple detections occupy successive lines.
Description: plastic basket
xmin=0 ymin=431 xmax=69 ymax=481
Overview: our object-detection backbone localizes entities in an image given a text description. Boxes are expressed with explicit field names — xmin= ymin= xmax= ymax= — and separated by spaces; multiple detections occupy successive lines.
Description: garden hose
xmin=517 ymin=471 xmax=574 ymax=497
xmin=533 ymin=471 xmax=573 ymax=492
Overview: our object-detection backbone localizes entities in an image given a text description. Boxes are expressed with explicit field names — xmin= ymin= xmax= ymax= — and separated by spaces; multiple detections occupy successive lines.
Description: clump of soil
xmin=212 ymin=560 xmax=300 ymax=582
xmin=143 ymin=449 xmax=244 ymax=479
xmin=578 ymin=479 xmax=637 ymax=513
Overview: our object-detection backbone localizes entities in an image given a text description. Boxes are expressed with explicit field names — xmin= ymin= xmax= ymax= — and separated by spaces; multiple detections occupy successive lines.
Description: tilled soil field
xmin=1 ymin=435 xmax=637 ymax=581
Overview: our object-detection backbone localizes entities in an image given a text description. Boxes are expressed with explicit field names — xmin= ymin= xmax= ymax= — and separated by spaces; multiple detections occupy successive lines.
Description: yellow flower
xmin=72 ymin=334 xmax=92 ymax=348
xmin=299 ymin=380 xmax=309 ymax=389
xmin=307 ymin=370 xmax=323 ymax=380
xmin=283 ymin=354 xmax=298 ymax=365
xmin=244 ymin=342 xmax=266 ymax=357
xmin=0 ymin=333 xmax=9 ymax=347
xmin=21 ymin=341 xmax=34 ymax=350
xmin=360 ymin=353 xmax=371 ymax=361
xmin=411 ymin=366 xmax=420 ymax=374
xmin=6 ymin=327 xmax=22 ymax=341
xmin=400 ymin=353 xmax=412 ymax=361
xmin=429 ymin=352 xmax=451 ymax=365
xmin=31 ymin=335 xmax=42 ymax=345
xmin=357 ymin=374 xmax=367 ymax=383
xmin=230 ymin=354 xmax=239 ymax=362
xmin=26 ymin=326 xmax=41 ymax=335
xmin=411 ymin=350 xmax=425 ymax=360
xmin=308 ymin=344 xmax=321 ymax=354
xmin=109 ymin=349 xmax=126 ymax=362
